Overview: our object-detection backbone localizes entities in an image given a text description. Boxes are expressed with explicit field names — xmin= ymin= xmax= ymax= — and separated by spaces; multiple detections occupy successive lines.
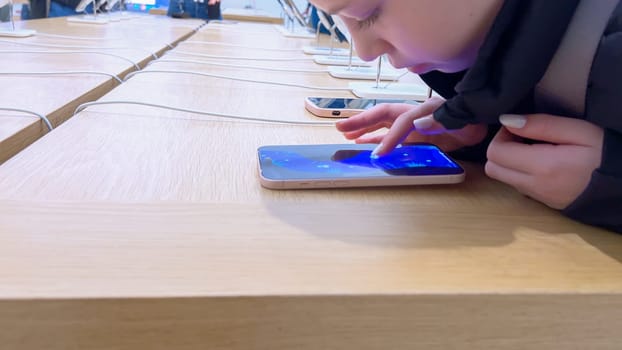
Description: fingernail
xmin=499 ymin=114 xmax=527 ymax=128
xmin=413 ymin=116 xmax=435 ymax=130
xmin=371 ymin=143 xmax=383 ymax=158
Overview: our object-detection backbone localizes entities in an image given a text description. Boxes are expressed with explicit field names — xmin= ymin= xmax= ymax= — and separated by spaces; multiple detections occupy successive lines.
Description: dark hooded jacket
xmin=420 ymin=0 xmax=622 ymax=233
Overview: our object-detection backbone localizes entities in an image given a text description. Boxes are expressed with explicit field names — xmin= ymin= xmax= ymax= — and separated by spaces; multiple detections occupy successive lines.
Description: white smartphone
xmin=305 ymin=97 xmax=419 ymax=118
xmin=257 ymin=143 xmax=465 ymax=189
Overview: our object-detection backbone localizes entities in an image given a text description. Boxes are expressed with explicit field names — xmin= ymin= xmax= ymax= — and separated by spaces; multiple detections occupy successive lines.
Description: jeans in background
xmin=167 ymin=0 xmax=221 ymax=20
xmin=21 ymin=1 xmax=93 ymax=20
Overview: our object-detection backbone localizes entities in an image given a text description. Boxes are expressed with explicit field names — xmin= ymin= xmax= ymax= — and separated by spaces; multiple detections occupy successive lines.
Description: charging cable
xmin=180 ymin=40 xmax=301 ymax=52
xmin=35 ymin=32 xmax=123 ymax=41
xmin=0 ymin=39 xmax=159 ymax=59
xmin=74 ymin=100 xmax=337 ymax=126
xmin=149 ymin=58 xmax=328 ymax=74
xmin=123 ymin=69 xmax=351 ymax=92
xmin=170 ymin=50 xmax=313 ymax=62
xmin=0 ymin=107 xmax=53 ymax=131
xmin=0 ymin=50 xmax=140 ymax=69
xmin=32 ymin=32 xmax=177 ymax=50
xmin=0 ymin=71 xmax=123 ymax=83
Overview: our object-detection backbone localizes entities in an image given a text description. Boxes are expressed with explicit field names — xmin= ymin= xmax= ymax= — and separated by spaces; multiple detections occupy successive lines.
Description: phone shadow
xmin=260 ymin=183 xmax=622 ymax=265
xmin=269 ymin=203 xmax=590 ymax=247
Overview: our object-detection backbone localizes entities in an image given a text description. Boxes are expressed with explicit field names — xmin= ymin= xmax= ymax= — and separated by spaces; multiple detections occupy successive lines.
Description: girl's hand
xmin=486 ymin=114 xmax=604 ymax=209
xmin=336 ymin=96 xmax=488 ymax=156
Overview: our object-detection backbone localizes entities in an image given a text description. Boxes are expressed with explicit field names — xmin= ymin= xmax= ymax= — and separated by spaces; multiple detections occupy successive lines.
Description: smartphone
xmin=257 ymin=143 xmax=465 ymax=189
xmin=305 ymin=97 xmax=419 ymax=118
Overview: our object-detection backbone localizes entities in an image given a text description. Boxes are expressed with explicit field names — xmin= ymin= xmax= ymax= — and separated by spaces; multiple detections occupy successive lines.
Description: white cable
xmin=123 ymin=69 xmax=351 ymax=92
xmin=36 ymin=32 xmax=122 ymax=41
xmin=0 ymin=39 xmax=122 ymax=50
xmin=171 ymin=50 xmax=313 ymax=62
xmin=149 ymin=58 xmax=328 ymax=74
xmin=36 ymin=32 xmax=176 ymax=51
xmin=0 ymin=71 xmax=123 ymax=83
xmin=197 ymin=25 xmax=277 ymax=35
xmin=74 ymin=100 xmax=336 ymax=126
xmin=381 ymin=70 xmax=410 ymax=89
xmin=181 ymin=40 xmax=301 ymax=52
xmin=0 ymin=107 xmax=53 ymax=131
xmin=0 ymin=39 xmax=158 ymax=59
xmin=0 ymin=50 xmax=140 ymax=69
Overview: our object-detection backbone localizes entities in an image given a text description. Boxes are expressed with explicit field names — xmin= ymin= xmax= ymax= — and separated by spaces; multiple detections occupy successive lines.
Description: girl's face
xmin=310 ymin=0 xmax=502 ymax=74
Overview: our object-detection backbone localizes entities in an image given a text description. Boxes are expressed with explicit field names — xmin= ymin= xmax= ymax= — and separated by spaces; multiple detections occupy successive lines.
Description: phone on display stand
xmin=257 ymin=143 xmax=465 ymax=189
xmin=305 ymin=97 xmax=418 ymax=118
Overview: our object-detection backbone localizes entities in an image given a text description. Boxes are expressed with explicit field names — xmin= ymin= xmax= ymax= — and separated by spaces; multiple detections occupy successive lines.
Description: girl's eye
xmin=357 ymin=8 xmax=381 ymax=30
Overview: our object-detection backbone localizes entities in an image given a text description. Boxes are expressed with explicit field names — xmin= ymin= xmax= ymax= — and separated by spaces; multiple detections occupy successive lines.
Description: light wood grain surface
xmin=0 ymin=15 xmax=204 ymax=163
xmin=222 ymin=7 xmax=284 ymax=24
xmin=1 ymin=20 xmax=621 ymax=350
xmin=2 ymin=198 xmax=622 ymax=298
xmin=1 ymin=294 xmax=621 ymax=350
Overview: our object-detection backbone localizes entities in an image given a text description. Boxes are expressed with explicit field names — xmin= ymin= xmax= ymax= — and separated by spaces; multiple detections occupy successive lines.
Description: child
xmin=309 ymin=0 xmax=622 ymax=233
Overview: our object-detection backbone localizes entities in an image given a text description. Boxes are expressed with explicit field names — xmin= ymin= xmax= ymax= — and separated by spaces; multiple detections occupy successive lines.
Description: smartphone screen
xmin=258 ymin=144 xmax=464 ymax=189
xmin=307 ymin=97 xmax=418 ymax=111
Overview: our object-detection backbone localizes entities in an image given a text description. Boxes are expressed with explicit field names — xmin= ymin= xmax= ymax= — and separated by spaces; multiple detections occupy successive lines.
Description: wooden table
xmin=148 ymin=7 xmax=168 ymax=16
xmin=222 ymin=7 xmax=284 ymax=24
xmin=0 ymin=21 xmax=621 ymax=350
xmin=0 ymin=15 xmax=204 ymax=164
